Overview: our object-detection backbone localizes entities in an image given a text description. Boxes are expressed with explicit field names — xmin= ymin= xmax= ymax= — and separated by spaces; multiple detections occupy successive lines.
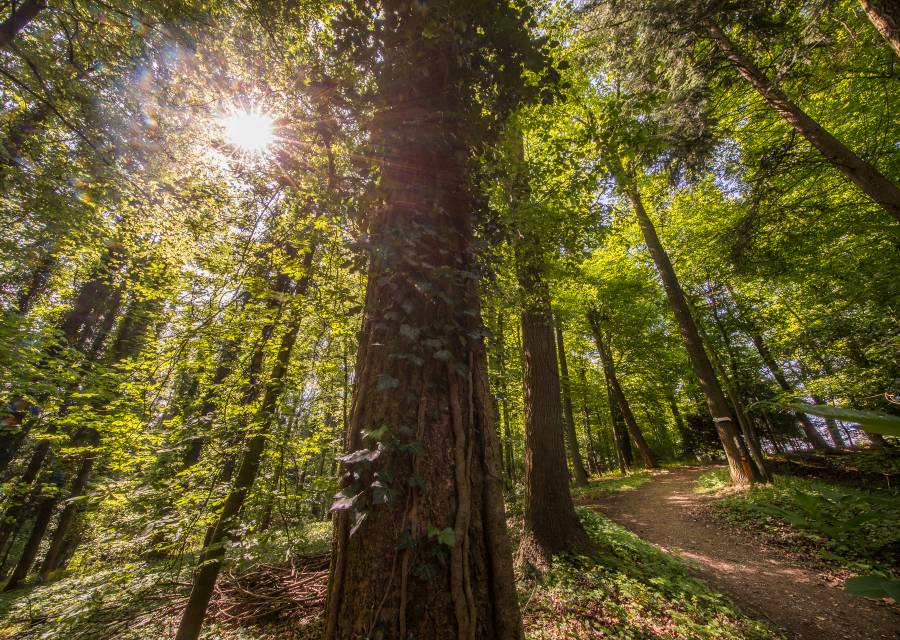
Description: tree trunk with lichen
xmin=322 ymin=4 xmax=522 ymax=636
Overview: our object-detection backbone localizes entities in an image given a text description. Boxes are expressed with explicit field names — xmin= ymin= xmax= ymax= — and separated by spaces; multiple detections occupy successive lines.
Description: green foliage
xmin=696 ymin=470 xmax=900 ymax=572
xmin=788 ymin=403 xmax=900 ymax=438
xmin=843 ymin=575 xmax=900 ymax=601
xmin=520 ymin=508 xmax=780 ymax=639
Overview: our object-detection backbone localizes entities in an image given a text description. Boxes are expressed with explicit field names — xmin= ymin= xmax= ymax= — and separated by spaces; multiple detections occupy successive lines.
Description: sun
xmin=218 ymin=107 xmax=275 ymax=155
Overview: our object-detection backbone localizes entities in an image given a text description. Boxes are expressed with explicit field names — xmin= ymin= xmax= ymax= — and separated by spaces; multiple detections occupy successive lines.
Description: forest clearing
xmin=0 ymin=0 xmax=898 ymax=638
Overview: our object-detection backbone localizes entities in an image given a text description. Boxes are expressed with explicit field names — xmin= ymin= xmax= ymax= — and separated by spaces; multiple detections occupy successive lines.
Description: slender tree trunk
xmin=322 ymin=8 xmax=523 ymax=630
xmin=578 ymin=365 xmax=602 ymax=474
xmin=0 ymin=0 xmax=46 ymax=49
xmin=618 ymin=174 xmax=761 ymax=484
xmin=3 ymin=492 xmax=55 ymax=590
xmin=669 ymin=395 xmax=693 ymax=458
xmin=175 ymin=307 xmax=305 ymax=640
xmin=812 ymin=395 xmax=847 ymax=449
xmin=700 ymin=293 xmax=771 ymax=480
xmin=15 ymin=246 xmax=55 ymax=314
xmin=509 ymin=127 xmax=589 ymax=567
xmin=258 ymin=413 xmax=296 ymax=532
xmin=495 ymin=312 xmax=515 ymax=485
xmin=607 ymin=377 xmax=630 ymax=474
xmin=587 ymin=311 xmax=658 ymax=468
xmin=518 ymin=297 xmax=591 ymax=567
xmin=554 ymin=322 xmax=589 ymax=485
xmin=705 ymin=21 xmax=900 ymax=222
xmin=0 ymin=441 xmax=52 ymax=552
xmin=859 ymin=0 xmax=900 ymax=56
xmin=39 ymin=446 xmax=97 ymax=580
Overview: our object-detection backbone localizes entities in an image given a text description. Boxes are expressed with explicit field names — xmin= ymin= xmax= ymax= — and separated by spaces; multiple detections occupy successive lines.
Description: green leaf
xmin=843 ymin=576 xmax=900 ymax=600
xmin=376 ymin=374 xmax=400 ymax=392
xmin=789 ymin=403 xmax=900 ymax=437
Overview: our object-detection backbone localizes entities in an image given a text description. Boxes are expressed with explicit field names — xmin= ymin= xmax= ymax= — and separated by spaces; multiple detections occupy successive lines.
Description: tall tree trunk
xmin=705 ymin=21 xmax=900 ymax=222
xmin=0 ymin=0 xmax=46 ymax=49
xmin=509 ymin=127 xmax=589 ymax=566
xmin=496 ymin=312 xmax=516 ymax=485
xmin=587 ymin=310 xmax=658 ymax=469
xmin=554 ymin=322 xmax=589 ymax=485
xmin=15 ymin=246 xmax=55 ymax=314
xmin=3 ymin=492 xmax=55 ymax=590
xmin=859 ymin=0 xmax=900 ymax=56
xmin=490 ymin=309 xmax=516 ymax=486
xmin=0 ymin=441 xmax=52 ymax=552
xmin=669 ymin=395 xmax=693 ymax=457
xmin=258 ymin=413 xmax=296 ymax=532
xmin=617 ymin=172 xmax=761 ymax=484
xmin=578 ymin=365 xmax=602 ymax=475
xmin=700 ymin=292 xmax=771 ymax=481
xmin=811 ymin=395 xmax=847 ymax=449
xmin=517 ymin=295 xmax=591 ymax=568
xmin=38 ymin=442 xmax=97 ymax=579
xmin=322 ymin=6 xmax=523 ymax=629
xmin=606 ymin=377 xmax=630 ymax=474
xmin=175 ymin=307 xmax=305 ymax=640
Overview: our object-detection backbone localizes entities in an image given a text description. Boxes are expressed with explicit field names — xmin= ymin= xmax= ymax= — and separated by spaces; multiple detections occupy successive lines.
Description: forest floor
xmin=585 ymin=466 xmax=899 ymax=640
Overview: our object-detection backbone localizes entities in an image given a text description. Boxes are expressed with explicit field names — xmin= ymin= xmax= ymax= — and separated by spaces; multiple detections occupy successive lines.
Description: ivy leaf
xmin=428 ymin=525 xmax=456 ymax=547
xmin=337 ymin=446 xmax=381 ymax=465
xmin=371 ymin=480 xmax=394 ymax=504
xmin=376 ymin=374 xmax=400 ymax=392
xmin=330 ymin=490 xmax=361 ymax=512
xmin=362 ymin=425 xmax=390 ymax=442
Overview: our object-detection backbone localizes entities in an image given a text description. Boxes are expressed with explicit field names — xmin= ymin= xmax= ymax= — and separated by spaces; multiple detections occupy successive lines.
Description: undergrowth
xmin=1 ymin=480 xmax=780 ymax=640
xmin=520 ymin=508 xmax=780 ymax=639
xmin=695 ymin=469 xmax=900 ymax=575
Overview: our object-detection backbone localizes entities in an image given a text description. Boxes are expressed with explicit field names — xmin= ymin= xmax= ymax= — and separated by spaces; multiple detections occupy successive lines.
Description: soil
xmin=586 ymin=467 xmax=899 ymax=640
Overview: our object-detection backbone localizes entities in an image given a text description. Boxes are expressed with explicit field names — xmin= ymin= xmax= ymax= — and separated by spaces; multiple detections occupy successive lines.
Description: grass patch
xmin=521 ymin=507 xmax=780 ymax=639
xmin=695 ymin=469 xmax=900 ymax=574
xmin=572 ymin=471 xmax=652 ymax=502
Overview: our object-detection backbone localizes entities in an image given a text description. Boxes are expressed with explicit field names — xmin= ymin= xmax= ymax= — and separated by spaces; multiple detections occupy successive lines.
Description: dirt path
xmin=587 ymin=467 xmax=899 ymax=640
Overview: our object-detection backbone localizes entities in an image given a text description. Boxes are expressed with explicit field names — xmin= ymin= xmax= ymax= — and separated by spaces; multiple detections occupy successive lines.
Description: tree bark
xmin=0 ymin=0 xmax=46 ymax=49
xmin=618 ymin=174 xmax=761 ymax=484
xmin=859 ymin=0 xmax=900 ymax=56
xmin=322 ymin=6 xmax=523 ymax=631
xmin=554 ymin=321 xmax=589 ymax=485
xmin=587 ymin=310 xmax=658 ymax=469
xmin=495 ymin=312 xmax=516 ymax=485
xmin=518 ymin=297 xmax=591 ymax=568
xmin=705 ymin=21 xmax=900 ymax=222
xmin=700 ymin=292 xmax=771 ymax=480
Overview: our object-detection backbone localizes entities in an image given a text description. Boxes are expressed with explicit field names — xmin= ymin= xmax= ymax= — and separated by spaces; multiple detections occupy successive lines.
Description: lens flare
xmin=218 ymin=108 xmax=275 ymax=155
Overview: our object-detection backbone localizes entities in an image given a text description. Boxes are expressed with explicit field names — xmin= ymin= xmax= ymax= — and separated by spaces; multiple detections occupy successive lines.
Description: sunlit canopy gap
xmin=218 ymin=106 xmax=276 ymax=156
